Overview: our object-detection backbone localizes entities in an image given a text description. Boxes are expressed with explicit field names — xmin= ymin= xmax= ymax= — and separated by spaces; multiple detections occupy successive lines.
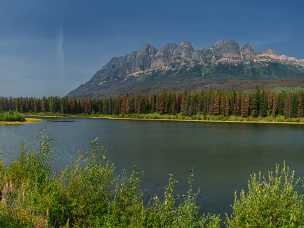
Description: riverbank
xmin=93 ymin=114 xmax=304 ymax=125
xmin=25 ymin=112 xmax=304 ymax=125
xmin=0 ymin=117 xmax=41 ymax=126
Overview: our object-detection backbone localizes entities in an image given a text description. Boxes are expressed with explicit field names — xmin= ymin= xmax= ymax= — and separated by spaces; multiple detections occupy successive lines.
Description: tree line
xmin=1 ymin=88 xmax=304 ymax=118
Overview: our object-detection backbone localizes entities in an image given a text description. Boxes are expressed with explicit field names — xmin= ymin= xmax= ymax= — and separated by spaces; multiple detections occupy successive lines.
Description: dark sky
xmin=1 ymin=0 xmax=304 ymax=96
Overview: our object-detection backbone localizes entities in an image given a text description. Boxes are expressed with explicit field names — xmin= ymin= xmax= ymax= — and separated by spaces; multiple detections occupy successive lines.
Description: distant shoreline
xmin=0 ymin=118 xmax=41 ymax=126
xmin=93 ymin=116 xmax=304 ymax=125
xmin=24 ymin=113 xmax=304 ymax=126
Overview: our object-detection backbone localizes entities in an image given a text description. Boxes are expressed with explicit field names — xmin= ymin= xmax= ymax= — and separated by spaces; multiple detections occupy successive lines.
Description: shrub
xmin=2 ymin=136 xmax=304 ymax=227
xmin=226 ymin=163 xmax=304 ymax=227
xmin=0 ymin=112 xmax=25 ymax=122
xmin=0 ymin=137 xmax=218 ymax=227
xmin=144 ymin=175 xmax=220 ymax=227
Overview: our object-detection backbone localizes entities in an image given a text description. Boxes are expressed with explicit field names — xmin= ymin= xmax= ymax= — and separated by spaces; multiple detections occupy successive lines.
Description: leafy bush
xmin=1 ymin=136 xmax=304 ymax=227
xmin=0 ymin=112 xmax=25 ymax=122
xmin=0 ymin=137 xmax=219 ymax=227
xmin=226 ymin=164 xmax=304 ymax=227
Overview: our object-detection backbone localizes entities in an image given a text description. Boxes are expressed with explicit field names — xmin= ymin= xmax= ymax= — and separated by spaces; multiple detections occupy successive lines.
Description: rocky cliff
xmin=68 ymin=40 xmax=304 ymax=97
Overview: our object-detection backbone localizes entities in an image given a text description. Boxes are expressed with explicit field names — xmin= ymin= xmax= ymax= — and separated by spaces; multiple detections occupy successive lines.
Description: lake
xmin=0 ymin=118 xmax=304 ymax=215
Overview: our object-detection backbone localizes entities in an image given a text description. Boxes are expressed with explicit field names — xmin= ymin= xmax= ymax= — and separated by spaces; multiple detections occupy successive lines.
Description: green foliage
xmin=0 ymin=138 xmax=218 ymax=227
xmin=2 ymin=88 xmax=304 ymax=121
xmin=0 ymin=112 xmax=25 ymax=122
xmin=1 ymin=137 xmax=304 ymax=227
xmin=226 ymin=164 xmax=304 ymax=227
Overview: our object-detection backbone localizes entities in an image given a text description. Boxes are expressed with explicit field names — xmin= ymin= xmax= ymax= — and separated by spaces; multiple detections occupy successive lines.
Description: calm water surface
xmin=0 ymin=119 xmax=304 ymax=214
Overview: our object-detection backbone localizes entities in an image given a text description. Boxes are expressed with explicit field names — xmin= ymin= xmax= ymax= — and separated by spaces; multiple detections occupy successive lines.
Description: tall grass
xmin=0 ymin=111 xmax=25 ymax=122
xmin=0 ymin=138 xmax=303 ymax=227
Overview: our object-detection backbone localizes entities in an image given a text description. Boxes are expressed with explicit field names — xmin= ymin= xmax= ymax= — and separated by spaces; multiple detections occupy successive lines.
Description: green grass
xmin=0 ymin=112 xmax=25 ymax=122
xmin=80 ymin=113 xmax=304 ymax=124
xmin=24 ymin=112 xmax=304 ymax=125
xmin=0 ymin=137 xmax=304 ymax=227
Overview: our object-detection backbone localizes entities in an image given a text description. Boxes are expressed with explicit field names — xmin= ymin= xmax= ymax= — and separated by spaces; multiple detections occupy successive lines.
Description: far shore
xmin=92 ymin=116 xmax=304 ymax=125
xmin=0 ymin=118 xmax=41 ymax=126
xmin=23 ymin=113 xmax=304 ymax=126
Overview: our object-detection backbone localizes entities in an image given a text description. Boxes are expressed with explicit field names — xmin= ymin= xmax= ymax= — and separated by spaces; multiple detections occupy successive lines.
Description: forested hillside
xmin=2 ymin=88 xmax=304 ymax=119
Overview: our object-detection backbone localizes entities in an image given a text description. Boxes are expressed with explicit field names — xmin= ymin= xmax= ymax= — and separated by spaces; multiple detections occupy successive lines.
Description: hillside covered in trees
xmin=1 ymin=88 xmax=304 ymax=120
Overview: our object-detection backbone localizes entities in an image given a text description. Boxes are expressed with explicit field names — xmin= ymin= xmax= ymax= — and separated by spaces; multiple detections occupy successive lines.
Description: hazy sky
xmin=1 ymin=0 xmax=304 ymax=97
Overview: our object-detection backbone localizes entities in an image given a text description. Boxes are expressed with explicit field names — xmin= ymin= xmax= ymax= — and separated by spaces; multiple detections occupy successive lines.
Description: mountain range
xmin=68 ymin=40 xmax=304 ymax=97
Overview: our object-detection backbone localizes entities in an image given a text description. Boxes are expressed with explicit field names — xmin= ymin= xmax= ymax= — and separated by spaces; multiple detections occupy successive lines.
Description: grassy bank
xmin=26 ymin=112 xmax=304 ymax=125
xmin=0 ymin=118 xmax=41 ymax=126
xmin=0 ymin=112 xmax=25 ymax=122
xmin=93 ymin=113 xmax=304 ymax=125
xmin=0 ymin=112 xmax=41 ymax=125
xmin=1 ymin=138 xmax=304 ymax=227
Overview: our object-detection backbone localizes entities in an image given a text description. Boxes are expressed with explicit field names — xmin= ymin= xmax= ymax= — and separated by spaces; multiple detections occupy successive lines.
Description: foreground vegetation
xmin=0 ymin=112 xmax=25 ymax=122
xmin=0 ymin=138 xmax=304 ymax=227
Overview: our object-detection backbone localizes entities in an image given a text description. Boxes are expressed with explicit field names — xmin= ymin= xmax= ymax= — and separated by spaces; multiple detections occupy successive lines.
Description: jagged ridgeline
xmin=68 ymin=40 xmax=304 ymax=97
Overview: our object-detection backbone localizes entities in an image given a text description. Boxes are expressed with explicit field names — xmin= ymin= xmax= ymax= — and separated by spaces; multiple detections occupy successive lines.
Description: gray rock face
xmin=152 ymin=43 xmax=178 ymax=67
xmin=129 ymin=44 xmax=157 ymax=72
xmin=68 ymin=40 xmax=304 ymax=97
xmin=176 ymin=41 xmax=194 ymax=59
xmin=262 ymin=48 xmax=276 ymax=55
xmin=192 ymin=48 xmax=216 ymax=64
xmin=213 ymin=40 xmax=241 ymax=58
xmin=241 ymin=43 xmax=255 ymax=60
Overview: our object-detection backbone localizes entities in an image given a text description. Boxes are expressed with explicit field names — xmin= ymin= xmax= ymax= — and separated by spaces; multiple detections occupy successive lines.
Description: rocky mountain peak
xmin=67 ymin=40 xmax=304 ymax=97
xmin=152 ymin=43 xmax=178 ymax=67
xmin=138 ymin=43 xmax=157 ymax=55
xmin=212 ymin=40 xmax=241 ymax=58
xmin=176 ymin=41 xmax=194 ymax=59
xmin=241 ymin=43 xmax=255 ymax=60
xmin=179 ymin=41 xmax=193 ymax=49
xmin=261 ymin=48 xmax=276 ymax=55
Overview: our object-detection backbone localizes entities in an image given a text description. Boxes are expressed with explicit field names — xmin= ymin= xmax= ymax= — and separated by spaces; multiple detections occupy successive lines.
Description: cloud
xmin=56 ymin=25 xmax=65 ymax=80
